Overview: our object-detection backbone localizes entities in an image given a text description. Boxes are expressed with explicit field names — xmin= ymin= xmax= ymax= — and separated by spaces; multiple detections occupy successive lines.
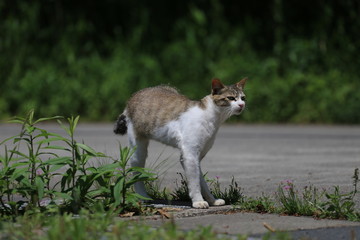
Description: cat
xmin=114 ymin=78 xmax=247 ymax=208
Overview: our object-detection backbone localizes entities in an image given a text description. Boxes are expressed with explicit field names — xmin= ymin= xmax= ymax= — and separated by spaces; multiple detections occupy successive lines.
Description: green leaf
xmin=49 ymin=164 xmax=66 ymax=172
xmin=36 ymin=129 xmax=63 ymax=138
xmin=97 ymin=163 xmax=118 ymax=172
xmin=113 ymin=177 xmax=125 ymax=205
xmin=57 ymin=119 xmax=71 ymax=136
xmin=53 ymin=192 xmax=73 ymax=200
xmin=8 ymin=118 xmax=25 ymax=124
xmin=61 ymin=168 xmax=74 ymax=191
xmin=35 ymin=176 xmax=45 ymax=199
xmin=44 ymin=145 xmax=71 ymax=151
xmin=130 ymin=192 xmax=152 ymax=201
xmin=88 ymin=187 xmax=110 ymax=197
xmin=8 ymin=150 xmax=28 ymax=159
xmin=11 ymin=161 xmax=30 ymax=168
xmin=85 ymin=167 xmax=98 ymax=174
xmin=10 ymin=167 xmax=28 ymax=179
xmin=44 ymin=157 xmax=72 ymax=165
xmin=72 ymin=116 xmax=80 ymax=133
xmin=36 ymin=137 xmax=68 ymax=145
xmin=76 ymin=143 xmax=98 ymax=156
xmin=0 ymin=135 xmax=20 ymax=145
xmin=34 ymin=116 xmax=63 ymax=124
xmin=27 ymin=109 xmax=35 ymax=124
xmin=25 ymin=125 xmax=35 ymax=134
xmin=127 ymin=166 xmax=154 ymax=174
xmin=126 ymin=175 xmax=155 ymax=188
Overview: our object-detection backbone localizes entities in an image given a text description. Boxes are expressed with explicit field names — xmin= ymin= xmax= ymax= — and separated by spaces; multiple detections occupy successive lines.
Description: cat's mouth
xmin=234 ymin=108 xmax=244 ymax=115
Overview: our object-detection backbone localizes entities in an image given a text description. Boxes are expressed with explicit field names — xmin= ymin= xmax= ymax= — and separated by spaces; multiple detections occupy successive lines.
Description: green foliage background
xmin=1 ymin=0 xmax=359 ymax=123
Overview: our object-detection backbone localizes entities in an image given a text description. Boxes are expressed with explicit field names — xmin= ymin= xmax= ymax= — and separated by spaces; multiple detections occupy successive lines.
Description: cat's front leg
xmin=181 ymin=152 xmax=209 ymax=209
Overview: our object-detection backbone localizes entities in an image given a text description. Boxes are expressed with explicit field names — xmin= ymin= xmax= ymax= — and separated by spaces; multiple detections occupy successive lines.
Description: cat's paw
xmin=192 ymin=201 xmax=209 ymax=209
xmin=211 ymin=199 xmax=225 ymax=206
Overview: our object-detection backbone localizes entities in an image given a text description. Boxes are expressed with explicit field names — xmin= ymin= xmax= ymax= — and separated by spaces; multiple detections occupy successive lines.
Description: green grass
xmin=0 ymin=211 xmax=244 ymax=240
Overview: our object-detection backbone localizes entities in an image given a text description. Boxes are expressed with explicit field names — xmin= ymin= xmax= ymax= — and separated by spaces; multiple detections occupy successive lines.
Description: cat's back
xmin=126 ymin=85 xmax=194 ymax=135
xmin=132 ymin=85 xmax=180 ymax=98
xmin=128 ymin=85 xmax=186 ymax=106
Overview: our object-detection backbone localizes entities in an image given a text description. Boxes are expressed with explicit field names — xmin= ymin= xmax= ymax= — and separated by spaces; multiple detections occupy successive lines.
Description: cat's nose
xmin=239 ymin=103 xmax=245 ymax=108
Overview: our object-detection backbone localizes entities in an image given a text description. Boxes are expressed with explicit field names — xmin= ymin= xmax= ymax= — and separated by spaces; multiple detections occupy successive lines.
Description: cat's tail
xmin=113 ymin=112 xmax=127 ymax=135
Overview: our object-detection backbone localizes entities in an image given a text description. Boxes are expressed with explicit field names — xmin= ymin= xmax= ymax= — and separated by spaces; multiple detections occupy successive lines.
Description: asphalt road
xmin=1 ymin=123 xmax=360 ymax=200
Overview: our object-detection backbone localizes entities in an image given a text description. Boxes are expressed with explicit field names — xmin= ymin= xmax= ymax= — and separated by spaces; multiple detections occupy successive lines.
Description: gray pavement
xmin=1 ymin=123 xmax=360 ymax=238
xmin=137 ymin=205 xmax=360 ymax=238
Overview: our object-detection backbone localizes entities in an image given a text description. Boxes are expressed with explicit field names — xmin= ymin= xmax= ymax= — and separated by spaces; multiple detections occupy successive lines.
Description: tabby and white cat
xmin=114 ymin=78 xmax=247 ymax=208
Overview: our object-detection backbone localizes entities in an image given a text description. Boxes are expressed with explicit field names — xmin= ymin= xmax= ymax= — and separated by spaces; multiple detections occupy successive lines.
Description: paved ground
xmin=1 ymin=123 xmax=360 ymax=239
xmin=136 ymin=205 xmax=360 ymax=239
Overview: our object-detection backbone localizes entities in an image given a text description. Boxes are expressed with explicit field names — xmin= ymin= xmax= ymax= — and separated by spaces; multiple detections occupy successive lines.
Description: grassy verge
xmin=146 ymin=165 xmax=360 ymax=221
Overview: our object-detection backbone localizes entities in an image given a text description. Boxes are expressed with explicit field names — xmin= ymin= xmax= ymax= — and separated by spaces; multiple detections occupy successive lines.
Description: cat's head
xmin=211 ymin=78 xmax=247 ymax=115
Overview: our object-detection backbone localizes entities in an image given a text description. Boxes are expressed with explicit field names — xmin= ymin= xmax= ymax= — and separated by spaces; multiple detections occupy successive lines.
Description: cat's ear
xmin=236 ymin=77 xmax=247 ymax=89
xmin=212 ymin=78 xmax=225 ymax=95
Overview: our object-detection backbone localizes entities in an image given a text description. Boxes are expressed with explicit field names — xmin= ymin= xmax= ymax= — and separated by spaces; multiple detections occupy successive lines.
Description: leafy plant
xmin=321 ymin=186 xmax=356 ymax=219
xmin=321 ymin=169 xmax=360 ymax=220
xmin=145 ymin=181 xmax=172 ymax=201
xmin=275 ymin=171 xmax=360 ymax=221
xmin=108 ymin=146 xmax=155 ymax=212
xmin=171 ymin=172 xmax=191 ymax=202
xmin=237 ymin=195 xmax=277 ymax=214
xmin=0 ymin=110 xmax=62 ymax=214
xmin=276 ymin=180 xmax=323 ymax=216
xmin=0 ymin=110 xmax=156 ymax=216
xmin=208 ymin=176 xmax=243 ymax=205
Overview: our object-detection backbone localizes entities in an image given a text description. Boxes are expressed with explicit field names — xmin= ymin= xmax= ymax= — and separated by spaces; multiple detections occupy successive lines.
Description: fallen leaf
xmin=119 ymin=212 xmax=135 ymax=217
xmin=162 ymin=207 xmax=183 ymax=212
xmin=263 ymin=222 xmax=276 ymax=232
xmin=157 ymin=209 xmax=172 ymax=219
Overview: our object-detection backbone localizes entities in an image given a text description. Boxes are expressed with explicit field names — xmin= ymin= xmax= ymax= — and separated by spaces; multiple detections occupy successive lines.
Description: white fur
xmin=128 ymin=95 xmax=245 ymax=208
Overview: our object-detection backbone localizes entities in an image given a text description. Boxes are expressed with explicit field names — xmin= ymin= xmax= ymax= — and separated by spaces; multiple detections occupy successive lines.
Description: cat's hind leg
xmin=180 ymin=153 xmax=209 ymax=209
xmin=200 ymin=171 xmax=225 ymax=206
xmin=127 ymin=123 xmax=150 ymax=199
xmin=198 ymin=152 xmax=225 ymax=206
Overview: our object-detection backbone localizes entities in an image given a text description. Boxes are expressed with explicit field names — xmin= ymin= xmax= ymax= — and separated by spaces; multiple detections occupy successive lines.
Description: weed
xmin=238 ymin=195 xmax=277 ymax=213
xmin=208 ymin=176 xmax=243 ymax=205
xmin=0 ymin=110 xmax=156 ymax=216
xmin=171 ymin=172 xmax=191 ymax=201
xmin=167 ymin=173 xmax=244 ymax=204
xmin=146 ymin=181 xmax=172 ymax=201
xmin=321 ymin=185 xmax=360 ymax=220
xmin=276 ymin=180 xmax=323 ymax=216
xmin=109 ymin=146 xmax=155 ymax=212
xmin=145 ymin=150 xmax=176 ymax=201
xmin=275 ymin=170 xmax=360 ymax=221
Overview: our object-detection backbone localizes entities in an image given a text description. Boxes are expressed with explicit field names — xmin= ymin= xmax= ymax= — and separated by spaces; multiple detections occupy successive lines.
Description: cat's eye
xmin=241 ymin=96 xmax=246 ymax=101
xmin=227 ymin=96 xmax=236 ymax=101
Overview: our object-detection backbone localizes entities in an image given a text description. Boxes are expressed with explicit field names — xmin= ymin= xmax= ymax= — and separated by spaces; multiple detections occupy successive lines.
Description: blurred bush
xmin=1 ymin=0 xmax=359 ymax=123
